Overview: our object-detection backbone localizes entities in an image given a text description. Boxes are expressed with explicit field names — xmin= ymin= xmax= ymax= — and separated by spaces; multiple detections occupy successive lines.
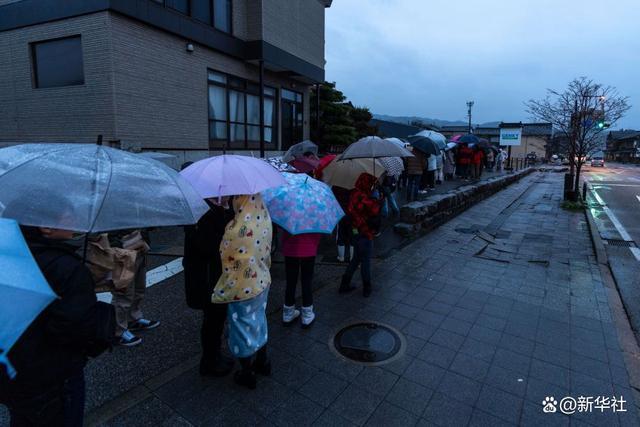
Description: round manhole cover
xmin=330 ymin=321 xmax=405 ymax=366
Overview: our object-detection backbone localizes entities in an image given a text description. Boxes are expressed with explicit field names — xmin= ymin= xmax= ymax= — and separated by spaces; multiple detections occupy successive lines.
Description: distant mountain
xmin=373 ymin=114 xmax=500 ymax=129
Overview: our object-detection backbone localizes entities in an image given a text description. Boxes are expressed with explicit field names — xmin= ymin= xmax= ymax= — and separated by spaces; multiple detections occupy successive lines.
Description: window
xmin=31 ymin=36 xmax=84 ymax=89
xmin=166 ymin=0 xmax=189 ymax=14
xmin=191 ymin=0 xmax=211 ymax=24
xmin=281 ymin=89 xmax=304 ymax=150
xmin=213 ymin=0 xmax=232 ymax=33
xmin=208 ymin=70 xmax=277 ymax=150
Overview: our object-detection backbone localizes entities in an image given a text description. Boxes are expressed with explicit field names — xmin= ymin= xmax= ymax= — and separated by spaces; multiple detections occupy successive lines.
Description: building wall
xmin=0 ymin=12 xmax=117 ymax=144
xmin=108 ymin=13 xmax=310 ymax=152
xmin=508 ymin=136 xmax=547 ymax=159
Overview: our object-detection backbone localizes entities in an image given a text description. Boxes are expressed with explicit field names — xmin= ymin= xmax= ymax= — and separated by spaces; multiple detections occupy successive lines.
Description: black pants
xmin=201 ymin=303 xmax=228 ymax=362
xmin=284 ymin=256 xmax=315 ymax=307
xmin=9 ymin=367 xmax=85 ymax=427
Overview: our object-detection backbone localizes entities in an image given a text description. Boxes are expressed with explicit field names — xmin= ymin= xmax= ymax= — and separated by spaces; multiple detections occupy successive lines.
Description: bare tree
xmin=526 ymin=77 xmax=630 ymax=200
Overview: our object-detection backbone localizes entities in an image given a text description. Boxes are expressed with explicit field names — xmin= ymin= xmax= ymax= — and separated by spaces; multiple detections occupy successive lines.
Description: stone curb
xmin=584 ymin=184 xmax=640 ymax=407
xmin=394 ymin=168 xmax=535 ymax=237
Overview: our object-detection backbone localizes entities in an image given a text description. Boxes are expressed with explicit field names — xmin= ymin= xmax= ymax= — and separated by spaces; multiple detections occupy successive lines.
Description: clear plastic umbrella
xmin=0 ymin=143 xmax=209 ymax=232
xmin=0 ymin=218 xmax=57 ymax=378
xmin=340 ymin=136 xmax=414 ymax=160
xmin=282 ymin=140 xmax=319 ymax=163
xmin=138 ymin=151 xmax=178 ymax=170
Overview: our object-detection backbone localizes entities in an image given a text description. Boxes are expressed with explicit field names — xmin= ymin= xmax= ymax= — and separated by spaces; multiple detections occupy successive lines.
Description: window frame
xmin=30 ymin=35 xmax=85 ymax=89
xmin=207 ymin=69 xmax=277 ymax=150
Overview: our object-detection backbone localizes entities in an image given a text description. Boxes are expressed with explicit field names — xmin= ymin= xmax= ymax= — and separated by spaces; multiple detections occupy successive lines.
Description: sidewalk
xmin=84 ymin=170 xmax=640 ymax=426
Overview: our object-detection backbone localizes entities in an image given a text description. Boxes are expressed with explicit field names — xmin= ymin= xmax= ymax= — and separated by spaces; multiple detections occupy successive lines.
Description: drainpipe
xmin=259 ymin=60 xmax=265 ymax=158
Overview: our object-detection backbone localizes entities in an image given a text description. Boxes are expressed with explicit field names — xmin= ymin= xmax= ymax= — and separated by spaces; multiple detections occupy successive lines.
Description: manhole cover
xmin=330 ymin=321 xmax=405 ymax=366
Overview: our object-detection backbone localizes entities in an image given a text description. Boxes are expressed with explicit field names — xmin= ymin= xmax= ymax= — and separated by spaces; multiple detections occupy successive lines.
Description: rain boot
xmin=301 ymin=305 xmax=316 ymax=329
xmin=282 ymin=305 xmax=300 ymax=326
xmin=339 ymin=274 xmax=356 ymax=294
xmin=337 ymin=245 xmax=345 ymax=262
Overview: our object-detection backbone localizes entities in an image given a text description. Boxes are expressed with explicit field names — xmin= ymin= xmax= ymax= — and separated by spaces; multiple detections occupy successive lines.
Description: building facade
xmin=0 ymin=0 xmax=331 ymax=161
xmin=606 ymin=130 xmax=640 ymax=163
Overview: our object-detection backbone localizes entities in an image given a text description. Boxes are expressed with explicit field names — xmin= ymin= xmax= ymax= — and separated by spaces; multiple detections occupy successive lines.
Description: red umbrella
xmin=290 ymin=156 xmax=320 ymax=174
xmin=315 ymin=154 xmax=337 ymax=180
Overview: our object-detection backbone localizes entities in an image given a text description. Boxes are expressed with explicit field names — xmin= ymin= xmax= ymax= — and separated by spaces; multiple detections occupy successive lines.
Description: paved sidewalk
xmin=81 ymin=170 xmax=640 ymax=426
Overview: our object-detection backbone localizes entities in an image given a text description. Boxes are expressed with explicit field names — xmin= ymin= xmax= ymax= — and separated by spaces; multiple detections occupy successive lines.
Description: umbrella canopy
xmin=407 ymin=135 xmax=440 ymax=156
xmin=262 ymin=173 xmax=344 ymax=235
xmin=290 ymin=156 xmax=320 ymax=174
xmin=282 ymin=140 xmax=319 ymax=163
xmin=264 ymin=156 xmax=298 ymax=172
xmin=315 ymin=154 xmax=336 ymax=180
xmin=415 ymin=130 xmax=447 ymax=150
xmin=322 ymin=157 xmax=386 ymax=190
xmin=459 ymin=134 xmax=480 ymax=144
xmin=181 ymin=154 xmax=287 ymax=198
xmin=138 ymin=152 xmax=178 ymax=170
xmin=0 ymin=218 xmax=57 ymax=378
xmin=0 ymin=144 xmax=208 ymax=232
xmin=450 ymin=134 xmax=463 ymax=143
xmin=446 ymin=142 xmax=458 ymax=151
xmin=384 ymin=137 xmax=409 ymax=149
xmin=378 ymin=157 xmax=404 ymax=178
xmin=340 ymin=136 xmax=414 ymax=160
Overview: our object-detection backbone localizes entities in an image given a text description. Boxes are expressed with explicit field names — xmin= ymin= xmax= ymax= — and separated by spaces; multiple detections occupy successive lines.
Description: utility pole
xmin=466 ymin=101 xmax=474 ymax=133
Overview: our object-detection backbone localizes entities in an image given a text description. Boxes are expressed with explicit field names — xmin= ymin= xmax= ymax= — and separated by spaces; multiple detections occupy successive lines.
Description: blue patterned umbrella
xmin=262 ymin=173 xmax=344 ymax=235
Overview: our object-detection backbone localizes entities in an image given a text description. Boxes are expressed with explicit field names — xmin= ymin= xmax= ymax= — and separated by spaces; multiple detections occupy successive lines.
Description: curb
xmin=583 ymin=184 xmax=640 ymax=407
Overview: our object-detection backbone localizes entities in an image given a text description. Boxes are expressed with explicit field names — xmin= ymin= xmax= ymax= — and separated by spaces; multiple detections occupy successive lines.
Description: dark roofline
xmin=0 ymin=0 xmax=325 ymax=82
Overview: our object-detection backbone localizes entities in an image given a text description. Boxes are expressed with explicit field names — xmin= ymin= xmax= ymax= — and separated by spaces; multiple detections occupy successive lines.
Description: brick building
xmin=0 ymin=0 xmax=331 ymax=161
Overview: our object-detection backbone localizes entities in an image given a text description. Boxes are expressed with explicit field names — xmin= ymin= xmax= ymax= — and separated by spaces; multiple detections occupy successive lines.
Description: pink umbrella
xmin=180 ymin=154 xmax=287 ymax=198
xmin=290 ymin=156 xmax=320 ymax=174
xmin=450 ymin=134 xmax=463 ymax=143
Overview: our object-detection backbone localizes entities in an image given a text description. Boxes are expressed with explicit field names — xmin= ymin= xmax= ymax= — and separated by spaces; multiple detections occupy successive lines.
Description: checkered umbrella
xmin=379 ymin=157 xmax=404 ymax=178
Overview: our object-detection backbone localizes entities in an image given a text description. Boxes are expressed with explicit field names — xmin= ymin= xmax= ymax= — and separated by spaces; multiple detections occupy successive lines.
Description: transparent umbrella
xmin=0 ymin=143 xmax=209 ymax=232
xmin=282 ymin=140 xmax=319 ymax=163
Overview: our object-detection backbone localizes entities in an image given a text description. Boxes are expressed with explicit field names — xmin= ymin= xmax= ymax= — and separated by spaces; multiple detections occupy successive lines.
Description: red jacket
xmin=348 ymin=174 xmax=381 ymax=240
xmin=472 ymin=150 xmax=484 ymax=165
xmin=457 ymin=146 xmax=473 ymax=165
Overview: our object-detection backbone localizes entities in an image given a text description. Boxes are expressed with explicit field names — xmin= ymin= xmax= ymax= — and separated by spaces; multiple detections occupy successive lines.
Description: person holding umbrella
xmin=262 ymin=173 xmax=344 ymax=328
xmin=457 ymin=143 xmax=473 ymax=181
xmin=472 ymin=145 xmax=485 ymax=180
xmin=405 ymin=148 xmax=426 ymax=201
xmin=339 ymin=173 xmax=382 ymax=297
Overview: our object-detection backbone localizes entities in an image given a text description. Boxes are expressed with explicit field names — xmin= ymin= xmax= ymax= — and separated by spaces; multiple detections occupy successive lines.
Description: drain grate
xmin=604 ymin=239 xmax=637 ymax=248
xmin=331 ymin=321 xmax=405 ymax=366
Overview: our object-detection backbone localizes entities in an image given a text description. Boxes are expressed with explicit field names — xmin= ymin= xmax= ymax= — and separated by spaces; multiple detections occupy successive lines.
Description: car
xmin=591 ymin=157 xmax=605 ymax=167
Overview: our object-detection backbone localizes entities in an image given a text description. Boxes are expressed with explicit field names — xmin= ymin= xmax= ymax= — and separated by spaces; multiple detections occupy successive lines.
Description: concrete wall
xmin=109 ymin=13 xmax=309 ymax=151
xmin=0 ymin=12 xmax=117 ymax=144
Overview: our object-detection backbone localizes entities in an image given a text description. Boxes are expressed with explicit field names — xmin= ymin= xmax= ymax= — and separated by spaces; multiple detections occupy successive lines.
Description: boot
xmin=301 ymin=305 xmax=316 ymax=329
xmin=234 ymin=357 xmax=257 ymax=389
xmin=339 ymin=274 xmax=356 ymax=294
xmin=282 ymin=305 xmax=300 ymax=326
xmin=363 ymin=281 xmax=372 ymax=298
xmin=337 ymin=245 xmax=345 ymax=262
xmin=253 ymin=347 xmax=271 ymax=376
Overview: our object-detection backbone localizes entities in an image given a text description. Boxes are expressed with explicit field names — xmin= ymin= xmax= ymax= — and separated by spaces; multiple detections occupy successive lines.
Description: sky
xmin=324 ymin=0 xmax=640 ymax=129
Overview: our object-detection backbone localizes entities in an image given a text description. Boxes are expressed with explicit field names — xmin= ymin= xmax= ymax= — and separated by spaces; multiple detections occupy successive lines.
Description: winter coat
xmin=213 ymin=194 xmax=272 ymax=303
xmin=332 ymin=186 xmax=352 ymax=212
xmin=183 ymin=202 xmax=234 ymax=310
xmin=472 ymin=150 xmax=484 ymax=165
xmin=281 ymin=231 xmax=322 ymax=258
xmin=406 ymin=149 xmax=426 ymax=175
xmin=2 ymin=236 xmax=112 ymax=400
xmin=435 ymin=152 xmax=444 ymax=169
xmin=457 ymin=146 xmax=473 ymax=165
xmin=348 ymin=173 xmax=381 ymax=240
xmin=427 ymin=154 xmax=438 ymax=171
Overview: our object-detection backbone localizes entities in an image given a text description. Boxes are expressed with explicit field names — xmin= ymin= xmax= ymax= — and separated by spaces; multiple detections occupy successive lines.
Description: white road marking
xmin=592 ymin=189 xmax=640 ymax=262
xmin=97 ymin=257 xmax=184 ymax=304
xmin=637 ymin=195 xmax=640 ymax=203
xmin=592 ymin=184 xmax=640 ymax=188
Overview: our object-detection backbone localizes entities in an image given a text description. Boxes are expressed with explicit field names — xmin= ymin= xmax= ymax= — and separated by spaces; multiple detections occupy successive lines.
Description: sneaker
xmin=118 ymin=330 xmax=142 ymax=347
xmin=128 ymin=319 xmax=160 ymax=332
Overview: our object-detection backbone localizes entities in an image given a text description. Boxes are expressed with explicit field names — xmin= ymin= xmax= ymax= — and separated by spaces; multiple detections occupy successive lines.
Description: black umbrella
xmin=407 ymin=135 xmax=439 ymax=156
xmin=459 ymin=134 xmax=480 ymax=144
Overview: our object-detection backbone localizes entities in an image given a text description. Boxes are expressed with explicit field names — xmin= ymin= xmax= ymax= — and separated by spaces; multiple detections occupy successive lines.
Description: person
xmin=1 ymin=221 xmax=114 ymax=426
xmin=405 ymin=148 xmax=425 ymax=202
xmin=485 ymin=149 xmax=495 ymax=172
xmin=472 ymin=146 xmax=485 ymax=180
xmin=332 ymin=186 xmax=353 ymax=262
xmin=183 ymin=197 xmax=235 ymax=377
xmin=339 ymin=173 xmax=382 ymax=297
xmin=496 ymin=149 xmax=505 ymax=172
xmin=380 ymin=173 xmax=400 ymax=217
xmin=213 ymin=194 xmax=273 ymax=389
xmin=435 ymin=150 xmax=444 ymax=184
xmin=443 ymin=149 xmax=456 ymax=180
xmin=109 ymin=230 xmax=159 ymax=347
xmin=425 ymin=153 xmax=437 ymax=189
xmin=281 ymin=230 xmax=322 ymax=328
xmin=456 ymin=143 xmax=473 ymax=181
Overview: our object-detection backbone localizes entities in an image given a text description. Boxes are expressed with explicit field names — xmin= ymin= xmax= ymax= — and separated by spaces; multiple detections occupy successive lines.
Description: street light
xmin=466 ymin=101 xmax=474 ymax=133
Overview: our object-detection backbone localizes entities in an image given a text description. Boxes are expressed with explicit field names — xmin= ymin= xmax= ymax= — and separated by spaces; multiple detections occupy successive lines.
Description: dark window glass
xmin=247 ymin=126 xmax=260 ymax=143
xmin=208 ymin=70 xmax=226 ymax=84
xmin=230 ymin=124 xmax=245 ymax=142
xmin=208 ymin=85 xmax=227 ymax=120
xmin=191 ymin=0 xmax=211 ymax=24
xmin=167 ymin=0 xmax=189 ymax=14
xmin=281 ymin=89 xmax=303 ymax=150
xmin=246 ymin=95 xmax=260 ymax=125
xmin=213 ymin=0 xmax=231 ymax=33
xmin=209 ymin=121 xmax=227 ymax=140
xmin=32 ymin=36 xmax=84 ymax=89
xmin=229 ymin=91 xmax=245 ymax=123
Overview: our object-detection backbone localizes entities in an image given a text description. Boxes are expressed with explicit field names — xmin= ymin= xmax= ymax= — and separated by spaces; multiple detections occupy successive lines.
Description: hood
xmin=354 ymin=173 xmax=378 ymax=194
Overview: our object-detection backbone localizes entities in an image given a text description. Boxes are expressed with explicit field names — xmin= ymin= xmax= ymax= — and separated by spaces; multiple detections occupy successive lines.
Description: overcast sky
xmin=325 ymin=0 xmax=640 ymax=129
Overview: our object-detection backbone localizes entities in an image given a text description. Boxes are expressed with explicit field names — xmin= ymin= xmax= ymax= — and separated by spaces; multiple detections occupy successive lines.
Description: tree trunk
xmin=574 ymin=162 xmax=582 ymax=198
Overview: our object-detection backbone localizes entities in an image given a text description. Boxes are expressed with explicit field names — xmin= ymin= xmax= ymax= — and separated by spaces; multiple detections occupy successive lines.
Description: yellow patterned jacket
xmin=212 ymin=194 xmax=272 ymax=303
